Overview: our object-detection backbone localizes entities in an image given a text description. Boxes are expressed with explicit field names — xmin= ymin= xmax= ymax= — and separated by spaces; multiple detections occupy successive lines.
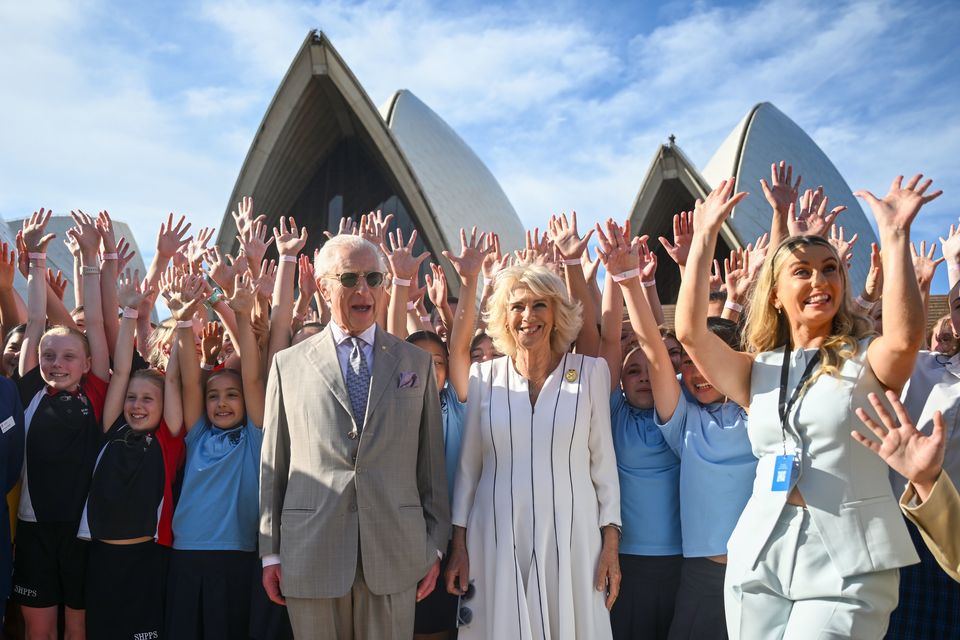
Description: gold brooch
xmin=565 ymin=369 xmax=578 ymax=382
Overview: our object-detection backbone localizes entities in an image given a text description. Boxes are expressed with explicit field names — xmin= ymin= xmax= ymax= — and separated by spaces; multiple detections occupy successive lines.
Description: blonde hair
xmin=743 ymin=235 xmax=874 ymax=384
xmin=146 ymin=319 xmax=176 ymax=370
xmin=40 ymin=325 xmax=90 ymax=356
xmin=483 ymin=265 xmax=582 ymax=357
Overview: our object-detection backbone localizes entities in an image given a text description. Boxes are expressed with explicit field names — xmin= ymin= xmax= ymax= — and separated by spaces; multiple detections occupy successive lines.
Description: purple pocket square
xmin=398 ymin=371 xmax=419 ymax=389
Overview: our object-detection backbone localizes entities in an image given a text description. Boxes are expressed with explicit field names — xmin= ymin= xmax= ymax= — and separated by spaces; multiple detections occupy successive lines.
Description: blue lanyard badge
xmin=773 ymin=343 xmax=820 ymax=492
xmin=772 ymin=454 xmax=797 ymax=491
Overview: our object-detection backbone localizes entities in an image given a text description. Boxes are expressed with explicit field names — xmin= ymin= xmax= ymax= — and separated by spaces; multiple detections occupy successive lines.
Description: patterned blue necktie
xmin=346 ymin=337 xmax=371 ymax=433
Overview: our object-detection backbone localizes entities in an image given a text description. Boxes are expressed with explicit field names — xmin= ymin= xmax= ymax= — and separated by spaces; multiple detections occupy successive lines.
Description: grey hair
xmin=314 ymin=234 xmax=387 ymax=276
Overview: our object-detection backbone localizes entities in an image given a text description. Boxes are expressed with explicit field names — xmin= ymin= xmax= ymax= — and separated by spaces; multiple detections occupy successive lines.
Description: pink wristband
xmin=562 ymin=258 xmax=581 ymax=266
xmin=393 ymin=277 xmax=412 ymax=287
xmin=280 ymin=255 xmax=297 ymax=263
xmin=641 ymin=280 xmax=656 ymax=288
xmin=122 ymin=307 xmax=139 ymax=319
xmin=28 ymin=252 xmax=46 ymax=260
xmin=611 ymin=268 xmax=641 ymax=282
xmin=175 ymin=320 xmax=193 ymax=329
xmin=101 ymin=253 xmax=118 ymax=260
xmin=724 ymin=300 xmax=743 ymax=313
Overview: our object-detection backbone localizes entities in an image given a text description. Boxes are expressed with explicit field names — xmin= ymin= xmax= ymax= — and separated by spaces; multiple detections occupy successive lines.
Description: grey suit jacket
xmin=259 ymin=326 xmax=450 ymax=598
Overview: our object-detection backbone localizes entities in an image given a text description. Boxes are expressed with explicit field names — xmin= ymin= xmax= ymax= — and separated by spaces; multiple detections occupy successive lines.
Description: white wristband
xmin=280 ymin=255 xmax=297 ymax=263
xmin=122 ymin=307 xmax=139 ymax=319
xmin=724 ymin=300 xmax=743 ymax=313
xmin=611 ymin=268 xmax=641 ymax=282
xmin=27 ymin=252 xmax=46 ymax=260
xmin=483 ymin=277 xmax=493 ymax=288
xmin=641 ymin=279 xmax=656 ymax=289
xmin=420 ymin=315 xmax=431 ymax=323
xmin=562 ymin=258 xmax=581 ymax=266
xmin=176 ymin=320 xmax=193 ymax=329
xmin=854 ymin=295 xmax=876 ymax=311
xmin=101 ymin=253 xmax=118 ymax=260
xmin=393 ymin=277 xmax=412 ymax=287
xmin=406 ymin=301 xmax=416 ymax=311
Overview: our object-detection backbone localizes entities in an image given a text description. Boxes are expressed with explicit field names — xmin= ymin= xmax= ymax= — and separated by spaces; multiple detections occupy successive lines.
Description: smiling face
xmin=205 ymin=371 xmax=245 ymax=429
xmin=621 ymin=348 xmax=654 ymax=409
xmin=773 ymin=243 xmax=843 ymax=336
xmin=317 ymin=245 xmax=384 ymax=336
xmin=39 ymin=333 xmax=90 ymax=392
xmin=469 ymin=335 xmax=499 ymax=364
xmin=124 ymin=377 xmax=164 ymax=432
xmin=506 ymin=286 xmax=554 ymax=355
xmin=680 ymin=350 xmax=724 ymax=405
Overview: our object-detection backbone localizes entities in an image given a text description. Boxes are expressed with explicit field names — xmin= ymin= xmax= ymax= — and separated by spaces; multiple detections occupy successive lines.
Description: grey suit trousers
xmin=286 ymin=554 xmax=416 ymax=640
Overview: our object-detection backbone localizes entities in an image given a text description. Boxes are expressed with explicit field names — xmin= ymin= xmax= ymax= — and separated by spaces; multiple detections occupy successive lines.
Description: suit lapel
xmin=364 ymin=327 xmax=400 ymax=425
xmin=304 ymin=328 xmax=354 ymax=419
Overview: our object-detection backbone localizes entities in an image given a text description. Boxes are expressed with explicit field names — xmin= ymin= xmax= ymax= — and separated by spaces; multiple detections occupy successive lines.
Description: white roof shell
xmin=702 ymin=102 xmax=878 ymax=287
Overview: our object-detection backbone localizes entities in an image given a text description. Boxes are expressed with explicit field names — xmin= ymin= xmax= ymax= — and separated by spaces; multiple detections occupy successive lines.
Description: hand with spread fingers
xmin=659 ymin=210 xmax=694 ymax=267
xmin=855 ymin=174 xmax=942 ymax=233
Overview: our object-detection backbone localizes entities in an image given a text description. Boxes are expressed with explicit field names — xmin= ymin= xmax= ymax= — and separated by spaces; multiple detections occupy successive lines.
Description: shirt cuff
xmin=262 ymin=554 xmax=281 ymax=567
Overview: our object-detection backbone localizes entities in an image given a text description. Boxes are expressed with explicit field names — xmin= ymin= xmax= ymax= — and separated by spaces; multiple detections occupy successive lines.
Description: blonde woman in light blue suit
xmin=673 ymin=174 xmax=941 ymax=639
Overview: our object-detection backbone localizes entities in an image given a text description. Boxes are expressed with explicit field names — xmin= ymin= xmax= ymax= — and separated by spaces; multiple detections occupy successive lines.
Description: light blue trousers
xmin=725 ymin=505 xmax=899 ymax=640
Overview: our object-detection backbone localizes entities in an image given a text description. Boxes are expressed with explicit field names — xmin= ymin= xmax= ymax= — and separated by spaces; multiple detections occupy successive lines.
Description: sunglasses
xmin=456 ymin=580 xmax=475 ymax=628
xmin=325 ymin=271 xmax=385 ymax=289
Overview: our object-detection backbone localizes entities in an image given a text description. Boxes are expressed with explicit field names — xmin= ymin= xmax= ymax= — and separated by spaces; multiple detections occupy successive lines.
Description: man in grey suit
xmin=260 ymin=234 xmax=450 ymax=639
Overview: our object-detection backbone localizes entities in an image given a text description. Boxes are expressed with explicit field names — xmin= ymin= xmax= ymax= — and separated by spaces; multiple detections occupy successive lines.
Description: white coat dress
xmin=452 ymin=353 xmax=621 ymax=640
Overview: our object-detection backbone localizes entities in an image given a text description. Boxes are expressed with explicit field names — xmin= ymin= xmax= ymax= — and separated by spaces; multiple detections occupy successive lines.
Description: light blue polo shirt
xmin=172 ymin=417 xmax=263 ymax=552
xmin=440 ymin=384 xmax=466 ymax=504
xmin=656 ymin=395 xmax=756 ymax=557
xmin=611 ymin=392 xmax=681 ymax=556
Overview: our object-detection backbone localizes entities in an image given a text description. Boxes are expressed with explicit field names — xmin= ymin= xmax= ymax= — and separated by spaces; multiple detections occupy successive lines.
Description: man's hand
xmin=416 ymin=558 xmax=441 ymax=602
xmin=262 ymin=564 xmax=286 ymax=606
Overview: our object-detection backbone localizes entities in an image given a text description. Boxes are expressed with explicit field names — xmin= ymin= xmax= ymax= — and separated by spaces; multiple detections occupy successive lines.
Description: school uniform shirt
xmin=655 ymin=394 xmax=756 ymax=558
xmin=16 ymin=367 xmax=107 ymax=524
xmin=896 ymin=350 xmax=960 ymax=495
xmin=610 ymin=392 xmax=681 ymax=556
xmin=440 ymin=384 xmax=466 ymax=504
xmin=0 ymin=377 xmax=25 ymax=604
xmin=172 ymin=417 xmax=262 ymax=552
xmin=78 ymin=416 xmax=185 ymax=545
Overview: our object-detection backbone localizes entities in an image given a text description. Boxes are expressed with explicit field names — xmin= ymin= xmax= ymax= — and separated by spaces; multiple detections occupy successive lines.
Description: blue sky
xmin=2 ymin=0 xmax=959 ymax=292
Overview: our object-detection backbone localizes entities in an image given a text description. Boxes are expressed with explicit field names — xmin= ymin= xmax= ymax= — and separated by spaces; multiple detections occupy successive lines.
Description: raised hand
xmin=381 ymin=228 xmax=430 ymax=281
xmin=856 ymin=174 xmax=942 ymax=233
xmin=255 ymin=259 xmax=278 ymax=299
xmin=96 ymin=210 xmax=118 ymax=254
xmin=156 ymin=213 xmax=191 ymax=257
xmin=358 ymin=210 xmax=394 ymax=248
xmin=200 ymin=322 xmax=224 ymax=366
xmin=273 ymin=216 xmax=308 ymax=257
xmin=595 ymin=218 xmax=640 ymax=276
xmin=863 ymin=243 xmax=883 ymax=302
xmin=442 ymin=227 xmax=491 ymax=283
xmin=747 ymin=233 xmax=769 ymax=280
xmin=324 ymin=216 xmax=358 ymax=240
xmin=21 ymin=208 xmax=56 ymax=253
xmin=0 ymin=243 xmax=16 ymax=291
xmin=638 ymin=235 xmax=658 ymax=283
xmin=659 ymin=210 xmax=694 ymax=267
xmin=829 ymin=225 xmax=859 ymax=265
xmin=693 ymin=179 xmax=749 ymax=235
xmin=582 ymin=246 xmax=601 ymax=284
xmin=205 ymin=247 xmax=237 ymax=294
xmin=117 ymin=269 xmax=153 ymax=309
xmin=709 ymin=260 xmax=724 ymax=294
xmin=46 ymin=269 xmax=68 ymax=301
xmin=760 ymin=160 xmax=801 ymax=217
xmin=230 ymin=196 xmax=265 ymax=241
xmin=161 ymin=269 xmax=205 ymax=321
xmin=228 ymin=271 xmax=257 ymax=317
xmin=547 ymin=212 xmax=594 ymax=260
xmin=67 ymin=210 xmax=102 ymax=259
xmin=116 ymin=237 xmax=135 ymax=272
xmin=853 ymin=390 xmax=944 ymax=500
xmin=425 ymin=263 xmax=449 ymax=310
xmin=297 ymin=254 xmax=318 ymax=298
xmin=724 ymin=248 xmax=752 ymax=302
xmin=911 ymin=240 xmax=944 ymax=290
xmin=185 ymin=226 xmax=216 ymax=266
xmin=788 ymin=187 xmax=846 ymax=237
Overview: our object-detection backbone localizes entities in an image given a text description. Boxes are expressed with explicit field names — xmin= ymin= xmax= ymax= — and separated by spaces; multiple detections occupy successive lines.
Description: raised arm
xmin=636 ymin=235 xmax=664 ymax=325
xmin=228 ymin=272 xmax=266 ymax=428
xmin=760 ymin=160 xmax=801 ymax=248
xmin=146 ymin=214 xmax=190 ymax=295
xmin=19 ymin=210 xmax=56 ymax=376
xmin=599 ymin=271 xmax=623 ymax=392
xmin=96 ymin=211 xmax=121 ymax=360
xmin=68 ymin=211 xmax=111 ymax=381
xmin=549 ymin=212 xmax=599 ymax=356
xmin=163 ymin=334 xmax=184 ymax=437
xmin=382 ymin=228 xmax=430 ymax=339
xmin=103 ymin=270 xmax=155 ymax=430
xmin=164 ymin=271 xmax=206 ymax=430
xmin=443 ymin=228 xmax=491 ymax=401
xmin=674 ymin=181 xmax=754 ymax=409
xmin=597 ymin=219 xmax=681 ymax=422
xmin=860 ymin=175 xmax=941 ymax=392
xmin=0 ymin=243 xmax=24 ymax=339
xmin=658 ymin=210 xmax=694 ymax=281
xmin=911 ymin=240 xmax=943 ymax=339
xmin=267 ymin=217 xmax=308 ymax=365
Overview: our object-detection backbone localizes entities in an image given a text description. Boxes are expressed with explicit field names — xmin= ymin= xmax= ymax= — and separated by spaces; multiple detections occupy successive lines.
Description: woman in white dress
xmin=445 ymin=264 xmax=622 ymax=640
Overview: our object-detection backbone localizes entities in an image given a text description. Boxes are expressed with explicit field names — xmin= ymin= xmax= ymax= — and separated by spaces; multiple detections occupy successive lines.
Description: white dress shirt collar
xmin=329 ymin=321 xmax=378 ymax=348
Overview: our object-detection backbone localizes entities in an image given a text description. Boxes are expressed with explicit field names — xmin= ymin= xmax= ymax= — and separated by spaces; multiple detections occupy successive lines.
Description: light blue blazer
xmin=727 ymin=338 xmax=919 ymax=578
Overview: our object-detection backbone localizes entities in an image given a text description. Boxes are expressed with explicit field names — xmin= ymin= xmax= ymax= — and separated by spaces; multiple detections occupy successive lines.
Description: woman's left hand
xmin=595 ymin=527 xmax=621 ymax=610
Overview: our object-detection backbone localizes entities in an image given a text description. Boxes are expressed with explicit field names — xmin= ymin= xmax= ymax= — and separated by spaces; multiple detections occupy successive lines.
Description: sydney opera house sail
xmin=631 ymin=102 xmax=879 ymax=303
xmin=216 ymin=31 xmax=523 ymax=292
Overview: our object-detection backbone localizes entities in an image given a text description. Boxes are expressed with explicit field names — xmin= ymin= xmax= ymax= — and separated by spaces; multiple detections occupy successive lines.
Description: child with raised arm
xmin=595 ymin=227 xmax=681 ymax=640
xmin=79 ymin=270 xmax=184 ymax=639
xmin=13 ymin=210 xmax=111 ymax=639
xmin=164 ymin=270 xmax=264 ymax=640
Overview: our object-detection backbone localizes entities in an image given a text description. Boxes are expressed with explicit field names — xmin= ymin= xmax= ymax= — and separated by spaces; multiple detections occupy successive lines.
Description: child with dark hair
xmin=78 ymin=270 xmax=185 ymax=639
xmin=164 ymin=271 xmax=265 ymax=640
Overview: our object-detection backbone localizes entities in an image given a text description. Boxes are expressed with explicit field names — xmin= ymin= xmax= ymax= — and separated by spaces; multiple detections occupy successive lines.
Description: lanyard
xmin=778 ymin=343 xmax=821 ymax=455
